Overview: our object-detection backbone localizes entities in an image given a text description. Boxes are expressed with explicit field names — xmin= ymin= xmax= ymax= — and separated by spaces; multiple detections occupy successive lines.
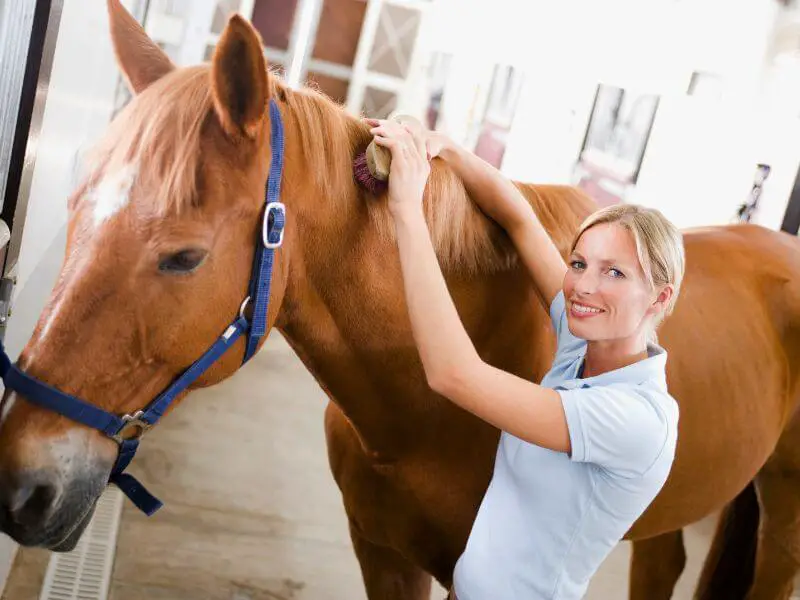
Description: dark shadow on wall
xmin=781 ymin=165 xmax=800 ymax=235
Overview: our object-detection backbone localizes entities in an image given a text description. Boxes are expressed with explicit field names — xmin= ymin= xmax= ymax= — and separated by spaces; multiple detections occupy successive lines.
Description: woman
xmin=366 ymin=118 xmax=685 ymax=600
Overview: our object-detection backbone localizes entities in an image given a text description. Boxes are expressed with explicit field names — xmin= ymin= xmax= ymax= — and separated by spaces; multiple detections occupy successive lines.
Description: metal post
xmin=346 ymin=0 xmax=385 ymax=114
xmin=0 ymin=0 xmax=63 ymax=340
xmin=285 ymin=0 xmax=324 ymax=88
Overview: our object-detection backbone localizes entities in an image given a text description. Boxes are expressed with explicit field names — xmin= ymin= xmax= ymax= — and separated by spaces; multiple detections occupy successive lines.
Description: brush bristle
xmin=353 ymin=152 xmax=388 ymax=196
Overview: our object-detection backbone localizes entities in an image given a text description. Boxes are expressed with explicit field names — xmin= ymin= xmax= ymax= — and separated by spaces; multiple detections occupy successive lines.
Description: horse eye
xmin=158 ymin=249 xmax=208 ymax=274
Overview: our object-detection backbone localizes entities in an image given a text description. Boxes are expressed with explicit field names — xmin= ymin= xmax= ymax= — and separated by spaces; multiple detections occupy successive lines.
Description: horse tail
xmin=694 ymin=481 xmax=759 ymax=600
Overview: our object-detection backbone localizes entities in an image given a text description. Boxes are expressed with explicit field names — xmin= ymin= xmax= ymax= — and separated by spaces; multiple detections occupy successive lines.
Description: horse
xmin=1 ymin=3 xmax=800 ymax=599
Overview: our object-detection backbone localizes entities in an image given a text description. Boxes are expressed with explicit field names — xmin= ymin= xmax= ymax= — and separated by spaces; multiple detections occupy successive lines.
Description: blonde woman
xmin=366 ymin=118 xmax=685 ymax=600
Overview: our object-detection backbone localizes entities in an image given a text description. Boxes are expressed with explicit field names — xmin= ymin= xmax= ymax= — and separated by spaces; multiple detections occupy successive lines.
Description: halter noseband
xmin=0 ymin=99 xmax=287 ymax=516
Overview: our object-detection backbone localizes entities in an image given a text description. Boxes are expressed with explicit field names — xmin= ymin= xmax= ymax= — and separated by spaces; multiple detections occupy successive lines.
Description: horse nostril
xmin=6 ymin=473 xmax=63 ymax=525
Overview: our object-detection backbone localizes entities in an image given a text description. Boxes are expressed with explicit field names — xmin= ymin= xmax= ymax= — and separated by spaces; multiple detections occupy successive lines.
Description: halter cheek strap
xmin=0 ymin=99 xmax=286 ymax=516
xmin=244 ymin=99 xmax=285 ymax=363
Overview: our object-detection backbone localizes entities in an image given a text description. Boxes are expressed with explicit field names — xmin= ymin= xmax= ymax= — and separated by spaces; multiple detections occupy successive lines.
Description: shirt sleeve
xmin=559 ymin=385 xmax=670 ymax=478
xmin=549 ymin=290 xmax=586 ymax=360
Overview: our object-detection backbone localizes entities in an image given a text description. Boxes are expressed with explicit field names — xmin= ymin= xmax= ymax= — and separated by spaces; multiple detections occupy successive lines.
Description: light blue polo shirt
xmin=452 ymin=290 xmax=678 ymax=599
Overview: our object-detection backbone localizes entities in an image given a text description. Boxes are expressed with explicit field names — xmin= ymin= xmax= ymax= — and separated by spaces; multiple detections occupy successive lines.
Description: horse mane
xmin=276 ymin=80 xmax=369 ymax=207
xmin=277 ymin=79 xmax=595 ymax=275
xmin=89 ymin=63 xmax=593 ymax=275
xmin=89 ymin=65 xmax=213 ymax=216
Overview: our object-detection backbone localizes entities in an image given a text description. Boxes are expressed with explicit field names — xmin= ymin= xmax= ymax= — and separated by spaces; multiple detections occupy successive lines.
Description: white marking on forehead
xmin=91 ymin=164 xmax=137 ymax=227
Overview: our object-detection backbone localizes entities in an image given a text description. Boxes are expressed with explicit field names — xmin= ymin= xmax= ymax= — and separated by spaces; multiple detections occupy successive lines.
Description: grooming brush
xmin=353 ymin=114 xmax=424 ymax=195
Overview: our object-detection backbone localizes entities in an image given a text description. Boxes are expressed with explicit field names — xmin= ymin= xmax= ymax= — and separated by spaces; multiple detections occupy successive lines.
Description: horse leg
xmin=745 ymin=463 xmax=800 ymax=600
xmin=349 ymin=521 xmax=433 ymax=600
xmin=694 ymin=481 xmax=759 ymax=600
xmin=325 ymin=404 xmax=436 ymax=599
xmin=629 ymin=530 xmax=686 ymax=600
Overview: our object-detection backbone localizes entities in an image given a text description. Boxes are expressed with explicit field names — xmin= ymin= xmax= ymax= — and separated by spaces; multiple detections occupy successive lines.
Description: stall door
xmin=205 ymin=0 xmax=431 ymax=118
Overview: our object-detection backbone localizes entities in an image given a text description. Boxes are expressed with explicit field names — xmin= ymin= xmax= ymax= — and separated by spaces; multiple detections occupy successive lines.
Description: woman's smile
xmin=570 ymin=300 xmax=605 ymax=319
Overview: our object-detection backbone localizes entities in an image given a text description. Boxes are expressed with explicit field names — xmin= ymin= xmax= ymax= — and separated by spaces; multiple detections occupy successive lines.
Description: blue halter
xmin=0 ymin=99 xmax=286 ymax=517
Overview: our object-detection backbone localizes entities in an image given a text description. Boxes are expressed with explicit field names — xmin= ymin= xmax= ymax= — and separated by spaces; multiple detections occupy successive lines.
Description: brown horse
xmin=1 ymin=3 xmax=800 ymax=599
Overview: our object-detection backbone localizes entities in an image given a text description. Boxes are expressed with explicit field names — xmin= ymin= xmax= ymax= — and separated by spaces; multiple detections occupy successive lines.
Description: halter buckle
xmin=263 ymin=202 xmax=286 ymax=249
xmin=111 ymin=410 xmax=152 ymax=444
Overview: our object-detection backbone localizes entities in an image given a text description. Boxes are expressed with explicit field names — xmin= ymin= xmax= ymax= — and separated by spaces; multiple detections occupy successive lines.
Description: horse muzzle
xmin=0 ymin=465 xmax=107 ymax=550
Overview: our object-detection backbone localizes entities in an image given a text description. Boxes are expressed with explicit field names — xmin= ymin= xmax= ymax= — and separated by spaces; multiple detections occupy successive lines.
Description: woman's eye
xmin=158 ymin=249 xmax=208 ymax=274
xmin=570 ymin=260 xmax=585 ymax=270
xmin=608 ymin=267 xmax=625 ymax=278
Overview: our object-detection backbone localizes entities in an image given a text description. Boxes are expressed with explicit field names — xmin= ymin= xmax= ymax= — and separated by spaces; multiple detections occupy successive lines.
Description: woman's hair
xmin=570 ymin=203 xmax=685 ymax=330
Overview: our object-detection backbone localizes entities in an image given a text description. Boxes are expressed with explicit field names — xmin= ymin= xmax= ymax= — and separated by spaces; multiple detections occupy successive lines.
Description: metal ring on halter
xmin=111 ymin=410 xmax=152 ymax=445
xmin=239 ymin=296 xmax=251 ymax=319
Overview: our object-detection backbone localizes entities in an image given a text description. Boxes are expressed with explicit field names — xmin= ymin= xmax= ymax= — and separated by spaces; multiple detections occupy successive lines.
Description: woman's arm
xmin=433 ymin=134 xmax=567 ymax=308
xmin=393 ymin=209 xmax=571 ymax=452
xmin=370 ymin=120 xmax=571 ymax=453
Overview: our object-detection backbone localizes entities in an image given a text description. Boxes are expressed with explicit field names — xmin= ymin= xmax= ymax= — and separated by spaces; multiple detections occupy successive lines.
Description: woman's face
xmin=562 ymin=222 xmax=670 ymax=344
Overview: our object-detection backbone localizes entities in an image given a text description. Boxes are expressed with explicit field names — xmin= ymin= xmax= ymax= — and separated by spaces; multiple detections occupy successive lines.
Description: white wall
xmin=623 ymin=0 xmax=791 ymax=229
xmin=412 ymin=0 xmax=797 ymax=231
xmin=11 ymin=2 xmax=128 ymax=298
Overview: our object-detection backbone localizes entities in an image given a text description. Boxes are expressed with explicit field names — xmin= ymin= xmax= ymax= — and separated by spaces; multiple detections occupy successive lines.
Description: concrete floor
xmin=0 ymin=333 xmax=738 ymax=599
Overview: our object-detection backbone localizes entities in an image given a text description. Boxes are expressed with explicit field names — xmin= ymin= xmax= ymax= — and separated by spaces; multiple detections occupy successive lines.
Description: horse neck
xmin=271 ymin=91 xmax=582 ymax=456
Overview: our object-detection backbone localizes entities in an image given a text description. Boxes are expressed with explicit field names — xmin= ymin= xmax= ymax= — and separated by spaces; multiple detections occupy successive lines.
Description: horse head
xmin=0 ymin=0 xmax=290 ymax=550
xmin=0 ymin=0 xmax=543 ymax=553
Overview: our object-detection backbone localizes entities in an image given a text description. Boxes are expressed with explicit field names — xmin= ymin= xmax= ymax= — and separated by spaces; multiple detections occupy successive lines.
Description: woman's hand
xmin=367 ymin=119 xmax=431 ymax=217
xmin=424 ymin=130 xmax=453 ymax=160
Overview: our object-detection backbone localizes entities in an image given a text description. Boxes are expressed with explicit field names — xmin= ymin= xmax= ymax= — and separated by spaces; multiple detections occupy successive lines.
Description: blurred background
xmin=1 ymin=0 xmax=800 ymax=598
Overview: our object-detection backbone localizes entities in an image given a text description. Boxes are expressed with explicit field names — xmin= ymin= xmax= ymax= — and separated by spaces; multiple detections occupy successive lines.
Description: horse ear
xmin=211 ymin=15 xmax=270 ymax=140
xmin=106 ymin=0 xmax=174 ymax=94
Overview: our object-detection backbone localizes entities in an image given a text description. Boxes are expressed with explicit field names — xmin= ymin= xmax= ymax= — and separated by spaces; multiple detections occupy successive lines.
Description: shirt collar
xmin=558 ymin=343 xmax=668 ymax=391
